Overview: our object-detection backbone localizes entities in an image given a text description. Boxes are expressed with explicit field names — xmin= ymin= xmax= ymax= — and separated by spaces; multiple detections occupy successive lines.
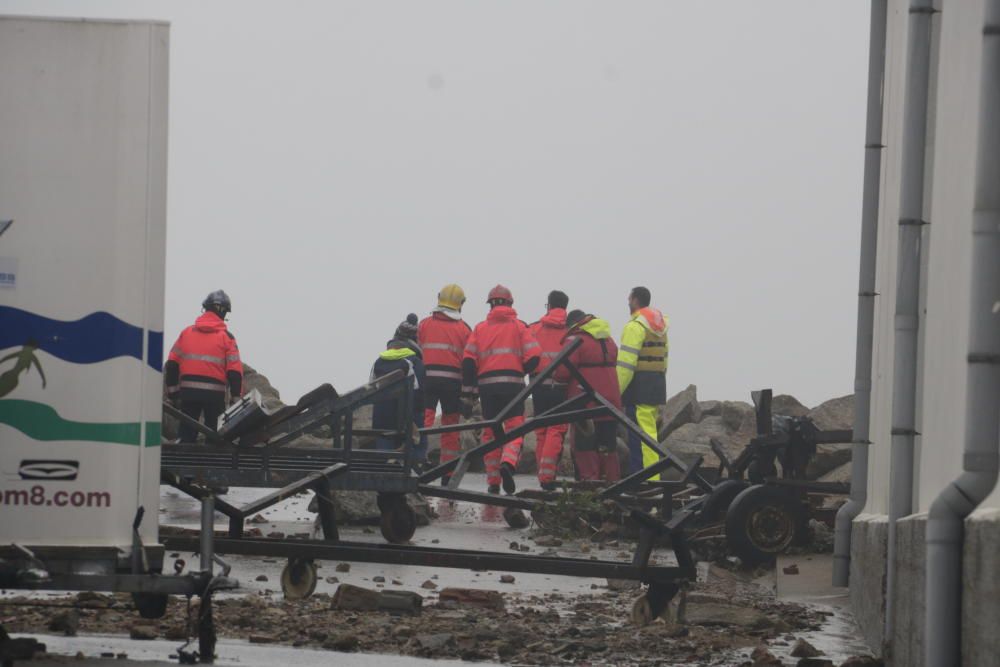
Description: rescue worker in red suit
xmin=528 ymin=290 xmax=570 ymax=490
xmin=165 ymin=290 xmax=243 ymax=443
xmin=462 ymin=285 xmax=541 ymax=495
xmin=418 ymin=284 xmax=472 ymax=485
xmin=561 ymin=309 xmax=622 ymax=482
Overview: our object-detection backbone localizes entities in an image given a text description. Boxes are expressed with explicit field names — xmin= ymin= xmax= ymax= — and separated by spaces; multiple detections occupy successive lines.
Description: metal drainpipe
xmin=832 ymin=0 xmax=889 ymax=588
xmin=884 ymin=0 xmax=937 ymax=643
xmin=925 ymin=2 xmax=1000 ymax=664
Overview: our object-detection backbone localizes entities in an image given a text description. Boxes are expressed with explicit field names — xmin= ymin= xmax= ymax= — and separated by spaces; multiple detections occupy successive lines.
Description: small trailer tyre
xmin=631 ymin=594 xmax=654 ymax=626
xmin=503 ymin=507 xmax=530 ymax=529
xmin=281 ymin=558 xmax=318 ymax=600
xmin=630 ymin=582 xmax=679 ymax=626
xmin=380 ymin=500 xmax=417 ymax=544
xmin=724 ymin=485 xmax=804 ymax=565
xmin=132 ymin=592 xmax=169 ymax=619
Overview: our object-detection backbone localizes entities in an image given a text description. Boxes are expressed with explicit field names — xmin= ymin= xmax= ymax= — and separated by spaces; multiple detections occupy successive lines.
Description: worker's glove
xmin=576 ymin=419 xmax=595 ymax=437
xmin=410 ymin=421 xmax=421 ymax=442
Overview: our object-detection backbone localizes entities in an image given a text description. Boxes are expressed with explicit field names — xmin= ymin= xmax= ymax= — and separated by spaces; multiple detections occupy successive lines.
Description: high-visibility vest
xmin=616 ymin=307 xmax=669 ymax=405
xmin=418 ymin=310 xmax=470 ymax=384
xmin=464 ymin=305 xmax=541 ymax=388
xmin=167 ymin=312 xmax=242 ymax=392
xmin=528 ymin=308 xmax=568 ymax=389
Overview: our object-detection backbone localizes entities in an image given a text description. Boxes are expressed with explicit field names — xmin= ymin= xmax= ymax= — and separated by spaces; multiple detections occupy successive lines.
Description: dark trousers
xmin=178 ymin=390 xmax=226 ymax=443
xmin=480 ymin=390 xmax=525 ymax=421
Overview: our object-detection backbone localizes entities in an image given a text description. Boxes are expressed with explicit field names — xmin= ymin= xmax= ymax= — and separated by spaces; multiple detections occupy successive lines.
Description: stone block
xmin=963 ymin=508 xmax=1000 ymax=667
xmin=850 ymin=514 xmax=887 ymax=655
xmin=890 ymin=513 xmax=926 ymax=667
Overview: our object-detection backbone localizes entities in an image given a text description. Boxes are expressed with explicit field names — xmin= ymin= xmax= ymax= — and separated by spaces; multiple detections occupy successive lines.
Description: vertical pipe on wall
xmin=833 ymin=0 xmax=889 ymax=588
xmin=884 ymin=0 xmax=937 ymax=641
xmin=925 ymin=2 xmax=1000 ymax=663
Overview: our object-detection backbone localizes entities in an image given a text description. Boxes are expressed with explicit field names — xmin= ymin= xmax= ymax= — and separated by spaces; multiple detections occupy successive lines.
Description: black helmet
xmin=202 ymin=290 xmax=232 ymax=314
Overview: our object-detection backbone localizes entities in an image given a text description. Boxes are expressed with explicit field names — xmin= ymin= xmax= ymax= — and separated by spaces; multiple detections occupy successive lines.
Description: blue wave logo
xmin=0 ymin=306 xmax=163 ymax=371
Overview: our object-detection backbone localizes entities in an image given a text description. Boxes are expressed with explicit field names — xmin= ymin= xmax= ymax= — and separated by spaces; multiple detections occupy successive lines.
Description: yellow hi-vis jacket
xmin=616 ymin=307 xmax=669 ymax=405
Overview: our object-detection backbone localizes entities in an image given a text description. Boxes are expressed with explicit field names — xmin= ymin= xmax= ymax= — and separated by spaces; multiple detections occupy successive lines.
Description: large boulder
xmin=806 ymin=436 xmax=854 ymax=479
xmin=699 ymin=400 xmax=722 ymax=417
xmin=771 ymin=394 xmax=809 ymax=417
xmin=663 ymin=416 xmax=739 ymax=469
xmin=657 ymin=385 xmax=702 ymax=440
xmin=720 ymin=401 xmax=756 ymax=433
xmin=807 ymin=394 xmax=854 ymax=431
xmin=819 ymin=461 xmax=852 ymax=483
xmin=803 ymin=395 xmax=854 ymax=478
xmin=308 ymin=491 xmax=435 ymax=526
xmin=243 ymin=364 xmax=284 ymax=411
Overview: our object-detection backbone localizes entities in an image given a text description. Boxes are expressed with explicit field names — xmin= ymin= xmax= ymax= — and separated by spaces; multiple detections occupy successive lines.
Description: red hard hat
xmin=487 ymin=284 xmax=514 ymax=304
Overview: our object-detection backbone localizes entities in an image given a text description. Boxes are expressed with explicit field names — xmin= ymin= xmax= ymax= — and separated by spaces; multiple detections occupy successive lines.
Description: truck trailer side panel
xmin=0 ymin=16 xmax=168 ymax=546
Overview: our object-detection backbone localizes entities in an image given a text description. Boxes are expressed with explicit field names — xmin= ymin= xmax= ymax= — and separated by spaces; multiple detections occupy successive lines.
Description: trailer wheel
xmin=724 ymin=485 xmax=804 ymax=565
xmin=699 ymin=480 xmax=750 ymax=523
xmin=132 ymin=592 xmax=169 ymax=619
xmin=502 ymin=507 xmax=530 ymax=529
xmin=281 ymin=558 xmax=318 ymax=600
xmin=630 ymin=582 xmax=680 ymax=626
xmin=380 ymin=500 xmax=417 ymax=543
xmin=631 ymin=594 xmax=653 ymax=626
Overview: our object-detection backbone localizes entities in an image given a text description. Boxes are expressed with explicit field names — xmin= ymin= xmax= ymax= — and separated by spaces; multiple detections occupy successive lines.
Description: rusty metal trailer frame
xmin=161 ymin=338 xmax=716 ymax=542
xmin=1 ymin=498 xmax=238 ymax=665
xmin=157 ymin=339 xmax=713 ymax=623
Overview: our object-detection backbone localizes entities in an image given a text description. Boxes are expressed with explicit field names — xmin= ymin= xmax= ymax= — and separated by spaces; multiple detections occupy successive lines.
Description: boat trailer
xmin=155 ymin=340 xmax=716 ymax=652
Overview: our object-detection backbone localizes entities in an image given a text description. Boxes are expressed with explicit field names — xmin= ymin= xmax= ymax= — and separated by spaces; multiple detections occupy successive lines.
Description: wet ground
xmin=3 ymin=475 xmax=879 ymax=666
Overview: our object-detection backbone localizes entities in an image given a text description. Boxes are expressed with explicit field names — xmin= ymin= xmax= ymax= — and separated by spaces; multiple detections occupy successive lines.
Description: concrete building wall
xmin=865 ymin=0 xmax=1000 ymax=518
xmin=851 ymin=1 xmax=1000 ymax=664
xmin=0 ymin=16 xmax=168 ymax=546
xmin=916 ymin=0 xmax=998 ymax=512
xmin=963 ymin=509 xmax=1000 ymax=665
xmin=850 ymin=515 xmax=888 ymax=652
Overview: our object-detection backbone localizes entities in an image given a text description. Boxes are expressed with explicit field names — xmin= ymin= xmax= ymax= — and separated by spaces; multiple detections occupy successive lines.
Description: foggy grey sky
xmin=2 ymin=1 xmax=869 ymax=407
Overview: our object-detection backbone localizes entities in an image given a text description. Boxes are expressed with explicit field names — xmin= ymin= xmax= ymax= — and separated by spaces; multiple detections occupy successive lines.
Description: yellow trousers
xmin=627 ymin=404 xmax=662 ymax=481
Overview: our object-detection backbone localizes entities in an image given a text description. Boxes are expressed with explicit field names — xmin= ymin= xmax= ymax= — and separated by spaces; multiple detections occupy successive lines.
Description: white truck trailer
xmin=0 ymin=16 xmax=232 ymax=663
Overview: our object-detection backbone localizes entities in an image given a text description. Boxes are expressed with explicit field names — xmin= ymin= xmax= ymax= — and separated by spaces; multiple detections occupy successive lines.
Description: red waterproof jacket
xmin=563 ymin=315 xmax=622 ymax=418
xmin=418 ymin=309 xmax=471 ymax=385
xmin=167 ymin=312 xmax=243 ymax=393
xmin=528 ymin=308 xmax=568 ymax=389
xmin=463 ymin=306 xmax=541 ymax=391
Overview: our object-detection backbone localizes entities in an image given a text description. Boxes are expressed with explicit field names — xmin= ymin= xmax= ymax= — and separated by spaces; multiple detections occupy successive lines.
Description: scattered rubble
xmin=791 ymin=637 xmax=824 ymax=658
xmin=128 ymin=624 xmax=157 ymax=640
xmin=46 ymin=610 xmax=78 ymax=636
xmin=0 ymin=564 xmax=862 ymax=667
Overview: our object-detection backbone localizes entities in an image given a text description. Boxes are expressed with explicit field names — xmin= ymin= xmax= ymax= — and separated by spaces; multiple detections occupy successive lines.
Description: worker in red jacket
xmin=562 ymin=309 xmax=622 ymax=482
xmin=418 ymin=284 xmax=472 ymax=484
xmin=165 ymin=290 xmax=243 ymax=442
xmin=462 ymin=285 xmax=541 ymax=494
xmin=528 ymin=290 xmax=570 ymax=490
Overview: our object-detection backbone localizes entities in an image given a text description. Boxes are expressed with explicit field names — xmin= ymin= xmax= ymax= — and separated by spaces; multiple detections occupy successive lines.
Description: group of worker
xmin=165 ymin=284 xmax=669 ymax=495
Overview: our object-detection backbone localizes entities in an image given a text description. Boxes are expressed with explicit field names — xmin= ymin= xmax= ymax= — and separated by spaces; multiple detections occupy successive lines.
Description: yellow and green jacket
xmin=616 ymin=307 xmax=669 ymax=405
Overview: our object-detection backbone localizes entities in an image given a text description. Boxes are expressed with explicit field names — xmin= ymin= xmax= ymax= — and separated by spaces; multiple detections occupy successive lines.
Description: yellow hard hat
xmin=437 ymin=283 xmax=466 ymax=310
